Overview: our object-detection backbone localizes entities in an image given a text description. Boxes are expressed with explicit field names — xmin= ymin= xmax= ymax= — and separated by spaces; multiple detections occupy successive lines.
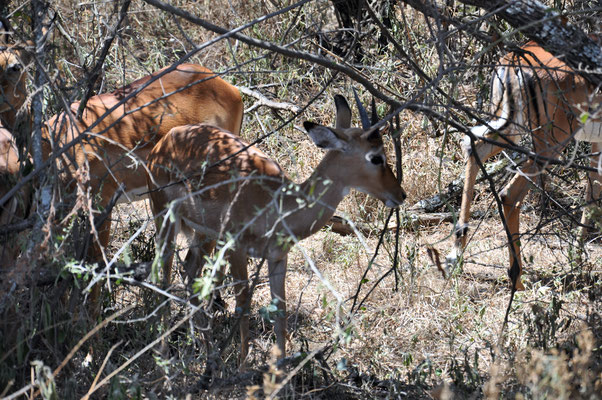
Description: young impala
xmin=146 ymin=95 xmax=406 ymax=363
xmin=448 ymin=41 xmax=602 ymax=290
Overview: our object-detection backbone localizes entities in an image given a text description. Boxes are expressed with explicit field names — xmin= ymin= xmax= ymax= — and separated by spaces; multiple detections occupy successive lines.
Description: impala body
xmin=146 ymin=95 xmax=406 ymax=363
xmin=0 ymin=60 xmax=244 ymax=312
xmin=0 ymin=41 xmax=31 ymax=262
xmin=448 ymin=41 xmax=602 ymax=290
xmin=0 ymin=123 xmax=27 ymax=260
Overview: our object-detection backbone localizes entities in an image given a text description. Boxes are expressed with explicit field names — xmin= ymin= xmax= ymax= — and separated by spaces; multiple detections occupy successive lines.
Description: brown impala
xmin=448 ymin=42 xmax=602 ymax=290
xmin=146 ymin=95 xmax=406 ymax=364
xmin=0 ymin=36 xmax=31 ymax=262
xmin=0 ymin=58 xmax=244 ymax=311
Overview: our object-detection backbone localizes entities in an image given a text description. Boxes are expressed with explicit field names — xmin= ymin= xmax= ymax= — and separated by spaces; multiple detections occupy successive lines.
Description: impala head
xmin=0 ymin=122 xmax=19 ymax=176
xmin=0 ymin=36 xmax=30 ymax=119
xmin=303 ymin=94 xmax=406 ymax=208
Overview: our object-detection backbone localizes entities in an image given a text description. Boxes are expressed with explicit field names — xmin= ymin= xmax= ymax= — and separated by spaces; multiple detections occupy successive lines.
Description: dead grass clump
xmin=515 ymin=329 xmax=602 ymax=400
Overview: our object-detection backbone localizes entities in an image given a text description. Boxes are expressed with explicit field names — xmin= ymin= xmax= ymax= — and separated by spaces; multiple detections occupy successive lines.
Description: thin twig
xmin=82 ymin=340 xmax=124 ymax=400
xmin=84 ymin=307 xmax=196 ymax=397
xmin=12 ymin=306 xmax=135 ymax=400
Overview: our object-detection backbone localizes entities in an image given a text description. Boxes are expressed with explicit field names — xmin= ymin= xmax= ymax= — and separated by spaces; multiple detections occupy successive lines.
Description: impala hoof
xmin=444 ymin=248 xmax=462 ymax=277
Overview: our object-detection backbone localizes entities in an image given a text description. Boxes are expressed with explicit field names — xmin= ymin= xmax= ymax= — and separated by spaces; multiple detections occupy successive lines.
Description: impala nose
xmin=386 ymin=200 xmax=400 ymax=208
xmin=385 ymin=189 xmax=406 ymax=208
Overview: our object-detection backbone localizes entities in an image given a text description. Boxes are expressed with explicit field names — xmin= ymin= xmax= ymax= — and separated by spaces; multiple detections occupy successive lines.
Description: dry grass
xmin=1 ymin=0 xmax=601 ymax=399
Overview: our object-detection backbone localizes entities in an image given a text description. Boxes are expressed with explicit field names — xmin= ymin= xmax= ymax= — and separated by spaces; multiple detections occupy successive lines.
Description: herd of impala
xmin=0 ymin=28 xmax=600 ymax=363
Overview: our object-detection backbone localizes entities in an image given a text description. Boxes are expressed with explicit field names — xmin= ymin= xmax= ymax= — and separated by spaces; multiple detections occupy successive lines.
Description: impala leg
xmin=447 ymin=136 xmax=503 ymax=269
xmin=155 ymin=213 xmax=184 ymax=361
xmin=182 ymin=231 xmax=225 ymax=373
xmin=579 ymin=142 xmax=602 ymax=243
xmin=86 ymin=201 xmax=114 ymax=319
xmin=152 ymin=210 xmax=177 ymax=290
xmin=181 ymin=228 xmax=218 ymax=306
xmin=182 ymin=233 xmax=218 ymax=383
xmin=268 ymin=255 xmax=287 ymax=359
xmin=499 ymin=160 xmax=537 ymax=291
xmin=85 ymin=177 xmax=127 ymax=318
xmin=229 ymin=248 xmax=250 ymax=367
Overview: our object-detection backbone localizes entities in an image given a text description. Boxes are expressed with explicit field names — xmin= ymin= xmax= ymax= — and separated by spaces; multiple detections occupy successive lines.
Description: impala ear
xmin=334 ymin=95 xmax=351 ymax=129
xmin=303 ymin=121 xmax=347 ymax=151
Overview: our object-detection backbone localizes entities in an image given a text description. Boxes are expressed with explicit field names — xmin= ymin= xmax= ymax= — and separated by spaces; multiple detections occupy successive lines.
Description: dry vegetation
xmin=1 ymin=0 xmax=601 ymax=399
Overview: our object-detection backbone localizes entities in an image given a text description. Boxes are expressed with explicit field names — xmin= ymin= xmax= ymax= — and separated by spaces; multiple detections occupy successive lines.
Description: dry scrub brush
xmin=0 ymin=0 xmax=601 ymax=399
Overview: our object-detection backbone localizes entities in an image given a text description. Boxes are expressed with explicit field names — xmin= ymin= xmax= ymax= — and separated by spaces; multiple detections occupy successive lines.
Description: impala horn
xmin=371 ymin=97 xmax=378 ymax=125
xmin=353 ymin=88 xmax=371 ymax=130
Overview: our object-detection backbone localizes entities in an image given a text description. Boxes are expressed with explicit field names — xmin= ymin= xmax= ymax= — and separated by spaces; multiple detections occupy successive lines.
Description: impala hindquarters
xmin=447 ymin=41 xmax=602 ymax=290
xmin=146 ymin=94 xmax=406 ymax=366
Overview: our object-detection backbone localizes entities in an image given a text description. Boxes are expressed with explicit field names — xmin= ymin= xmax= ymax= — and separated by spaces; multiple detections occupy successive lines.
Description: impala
xmin=0 ymin=122 xmax=27 ymax=260
xmin=0 ymin=37 xmax=31 ymax=262
xmin=146 ymin=95 xmax=406 ymax=363
xmin=447 ymin=41 xmax=602 ymax=290
xmin=43 ymin=64 xmax=243 ymax=262
xmin=0 ymin=59 xmax=243 ymax=311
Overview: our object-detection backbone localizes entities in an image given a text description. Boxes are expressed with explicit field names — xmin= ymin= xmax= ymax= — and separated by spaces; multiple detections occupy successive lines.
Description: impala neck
xmin=282 ymin=151 xmax=348 ymax=240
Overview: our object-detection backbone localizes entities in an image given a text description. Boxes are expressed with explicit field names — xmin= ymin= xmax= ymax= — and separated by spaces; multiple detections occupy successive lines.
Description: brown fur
xmin=0 ymin=61 xmax=243 ymax=314
xmin=0 ymin=43 xmax=30 ymax=129
xmin=0 ymin=40 xmax=30 ymax=266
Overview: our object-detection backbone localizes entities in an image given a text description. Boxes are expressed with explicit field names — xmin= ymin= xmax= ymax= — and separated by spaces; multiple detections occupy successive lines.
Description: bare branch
xmin=238 ymin=86 xmax=302 ymax=113
xmin=142 ymin=0 xmax=401 ymax=107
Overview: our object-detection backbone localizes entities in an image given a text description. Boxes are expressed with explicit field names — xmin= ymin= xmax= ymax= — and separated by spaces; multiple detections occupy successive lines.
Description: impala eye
xmin=370 ymin=155 xmax=384 ymax=165
xmin=8 ymin=63 xmax=21 ymax=73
